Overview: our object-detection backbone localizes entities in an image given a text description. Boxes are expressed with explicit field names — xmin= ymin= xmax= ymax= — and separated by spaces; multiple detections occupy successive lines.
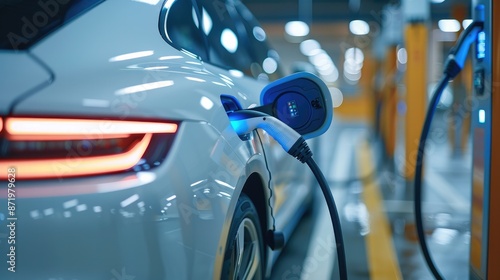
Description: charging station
xmin=469 ymin=0 xmax=499 ymax=279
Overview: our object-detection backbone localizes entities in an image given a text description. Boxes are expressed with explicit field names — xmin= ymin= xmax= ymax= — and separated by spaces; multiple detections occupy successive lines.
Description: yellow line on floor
xmin=357 ymin=140 xmax=402 ymax=280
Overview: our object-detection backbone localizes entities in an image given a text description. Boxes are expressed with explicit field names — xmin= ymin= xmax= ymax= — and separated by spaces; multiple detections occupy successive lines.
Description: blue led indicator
xmin=479 ymin=109 xmax=486 ymax=124
xmin=288 ymin=100 xmax=299 ymax=117
xmin=477 ymin=31 xmax=486 ymax=60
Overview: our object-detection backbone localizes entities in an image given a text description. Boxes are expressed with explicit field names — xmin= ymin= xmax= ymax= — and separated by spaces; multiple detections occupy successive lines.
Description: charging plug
xmin=228 ymin=110 xmax=313 ymax=162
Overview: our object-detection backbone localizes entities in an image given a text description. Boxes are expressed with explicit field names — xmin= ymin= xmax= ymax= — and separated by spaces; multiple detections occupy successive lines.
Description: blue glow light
xmin=479 ymin=109 xmax=486 ymax=124
xmin=229 ymin=119 xmax=249 ymax=135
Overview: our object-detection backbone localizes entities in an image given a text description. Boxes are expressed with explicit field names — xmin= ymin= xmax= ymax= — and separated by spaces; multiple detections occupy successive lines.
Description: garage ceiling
xmin=243 ymin=0 xmax=472 ymax=23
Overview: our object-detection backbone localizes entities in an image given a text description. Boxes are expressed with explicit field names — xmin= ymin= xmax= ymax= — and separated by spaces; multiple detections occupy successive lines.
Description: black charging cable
xmin=413 ymin=17 xmax=483 ymax=280
xmin=229 ymin=110 xmax=348 ymax=279
xmin=288 ymin=137 xmax=348 ymax=280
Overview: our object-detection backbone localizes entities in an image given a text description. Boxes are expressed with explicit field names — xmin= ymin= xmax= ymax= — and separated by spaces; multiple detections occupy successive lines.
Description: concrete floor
xmin=269 ymin=114 xmax=472 ymax=279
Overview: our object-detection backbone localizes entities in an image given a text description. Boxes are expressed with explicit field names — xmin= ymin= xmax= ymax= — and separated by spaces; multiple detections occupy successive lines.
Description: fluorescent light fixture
xmin=253 ymin=26 xmax=266 ymax=42
xmin=212 ymin=81 xmax=227 ymax=87
xmin=163 ymin=0 xmax=175 ymax=9
xmin=263 ymin=57 xmax=278 ymax=74
xmin=121 ymin=194 xmax=140 ymax=208
xmin=349 ymin=20 xmax=370 ymax=35
xmin=133 ymin=0 xmax=160 ymax=5
xmin=221 ymin=28 xmax=238 ymax=53
xmin=200 ymin=96 xmax=214 ymax=110
xmin=397 ymin=48 xmax=408 ymax=64
xmin=76 ymin=204 xmax=88 ymax=212
xmin=431 ymin=0 xmax=445 ymax=3
xmin=344 ymin=69 xmax=361 ymax=83
xmin=317 ymin=63 xmax=335 ymax=75
xmin=191 ymin=7 xmax=199 ymax=28
xmin=144 ymin=66 xmax=169 ymax=71
xmin=329 ymin=87 xmax=344 ymax=108
xmin=115 ymin=80 xmax=174 ymax=95
xmin=159 ymin=55 xmax=183 ymax=60
xmin=63 ymin=199 xmax=78 ymax=209
xmin=185 ymin=76 xmax=206 ymax=82
xmin=345 ymin=47 xmax=364 ymax=64
xmin=229 ymin=69 xmax=244 ymax=78
xmin=109 ymin=50 xmax=154 ymax=62
xmin=438 ymin=19 xmax=461 ymax=32
xmin=323 ymin=70 xmax=339 ymax=83
xmin=344 ymin=60 xmax=362 ymax=75
xmin=479 ymin=109 xmax=486 ymax=124
xmin=462 ymin=19 xmax=473 ymax=29
xmin=309 ymin=51 xmax=332 ymax=67
xmin=300 ymin=39 xmax=321 ymax=56
xmin=285 ymin=21 xmax=309 ymax=37
xmin=202 ymin=8 xmax=213 ymax=35
xmin=44 ymin=208 xmax=54 ymax=216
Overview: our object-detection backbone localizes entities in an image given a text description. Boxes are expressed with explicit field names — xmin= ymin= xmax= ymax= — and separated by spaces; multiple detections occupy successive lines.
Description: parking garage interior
xmin=246 ymin=0 xmax=496 ymax=279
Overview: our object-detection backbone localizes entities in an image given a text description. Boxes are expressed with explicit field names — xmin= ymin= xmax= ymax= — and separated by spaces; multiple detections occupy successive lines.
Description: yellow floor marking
xmin=358 ymin=140 xmax=403 ymax=280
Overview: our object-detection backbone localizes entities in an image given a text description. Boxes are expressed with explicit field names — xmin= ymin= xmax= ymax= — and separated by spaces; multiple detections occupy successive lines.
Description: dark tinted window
xmin=0 ymin=0 xmax=104 ymax=50
xmin=199 ymin=0 xmax=280 ymax=80
xmin=199 ymin=0 xmax=251 ymax=73
xmin=234 ymin=1 xmax=282 ymax=80
xmin=160 ymin=0 xmax=207 ymax=60
xmin=160 ymin=0 xmax=280 ymax=80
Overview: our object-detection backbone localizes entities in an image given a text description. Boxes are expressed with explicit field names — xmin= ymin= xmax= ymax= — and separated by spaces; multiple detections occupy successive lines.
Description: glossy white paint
xmin=0 ymin=0 xmax=314 ymax=278
xmin=0 ymin=52 xmax=52 ymax=114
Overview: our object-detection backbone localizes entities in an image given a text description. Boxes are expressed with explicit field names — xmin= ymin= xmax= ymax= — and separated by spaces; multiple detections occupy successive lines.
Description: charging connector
xmin=228 ymin=109 xmax=348 ymax=280
xmin=413 ymin=5 xmax=484 ymax=280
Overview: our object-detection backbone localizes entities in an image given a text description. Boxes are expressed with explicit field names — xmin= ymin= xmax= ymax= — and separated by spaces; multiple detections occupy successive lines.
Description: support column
xmin=402 ymin=0 xmax=429 ymax=179
xmin=487 ymin=0 xmax=500 ymax=277
xmin=381 ymin=46 xmax=398 ymax=160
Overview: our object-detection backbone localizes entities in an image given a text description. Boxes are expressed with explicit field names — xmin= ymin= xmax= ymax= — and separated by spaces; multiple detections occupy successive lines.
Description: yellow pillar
xmin=404 ymin=24 xmax=427 ymax=179
xmin=382 ymin=46 xmax=398 ymax=159
xmin=360 ymin=51 xmax=377 ymax=127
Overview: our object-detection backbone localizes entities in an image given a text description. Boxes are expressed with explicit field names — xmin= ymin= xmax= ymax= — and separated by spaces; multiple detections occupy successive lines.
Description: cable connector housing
xmin=288 ymin=138 xmax=313 ymax=163
xmin=443 ymin=55 xmax=462 ymax=79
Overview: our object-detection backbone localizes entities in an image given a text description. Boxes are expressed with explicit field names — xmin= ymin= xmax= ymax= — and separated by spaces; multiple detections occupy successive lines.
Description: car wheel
xmin=221 ymin=194 xmax=265 ymax=280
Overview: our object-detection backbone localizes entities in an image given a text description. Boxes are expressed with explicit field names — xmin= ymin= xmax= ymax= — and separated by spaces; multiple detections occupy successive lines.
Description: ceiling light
xmin=285 ymin=21 xmax=310 ymax=37
xmin=438 ymin=19 xmax=461 ymax=32
xmin=349 ymin=20 xmax=370 ymax=35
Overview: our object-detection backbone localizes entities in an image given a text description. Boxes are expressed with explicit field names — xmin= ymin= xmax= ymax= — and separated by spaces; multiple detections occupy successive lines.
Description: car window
xmin=160 ymin=0 xmax=208 ymax=60
xmin=233 ymin=1 xmax=282 ymax=80
xmin=160 ymin=0 xmax=280 ymax=80
xmin=0 ymin=0 xmax=104 ymax=50
xmin=198 ymin=0 xmax=252 ymax=74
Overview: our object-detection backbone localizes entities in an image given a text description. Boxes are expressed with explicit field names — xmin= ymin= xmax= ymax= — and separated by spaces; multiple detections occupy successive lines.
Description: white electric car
xmin=0 ymin=0 xmax=315 ymax=279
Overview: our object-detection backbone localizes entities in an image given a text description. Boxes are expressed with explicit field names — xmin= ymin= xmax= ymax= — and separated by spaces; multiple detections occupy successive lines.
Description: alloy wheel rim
xmin=230 ymin=217 xmax=261 ymax=280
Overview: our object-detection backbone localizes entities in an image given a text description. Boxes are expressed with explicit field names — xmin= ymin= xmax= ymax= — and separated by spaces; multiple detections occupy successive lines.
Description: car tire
xmin=221 ymin=193 xmax=265 ymax=280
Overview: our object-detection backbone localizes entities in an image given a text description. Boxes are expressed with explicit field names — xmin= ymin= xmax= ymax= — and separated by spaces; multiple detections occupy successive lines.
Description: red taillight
xmin=0 ymin=118 xmax=178 ymax=179
xmin=5 ymin=118 xmax=177 ymax=138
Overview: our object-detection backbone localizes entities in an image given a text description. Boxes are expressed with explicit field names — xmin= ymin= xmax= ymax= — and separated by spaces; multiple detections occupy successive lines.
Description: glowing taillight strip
xmin=0 ymin=118 xmax=3 ymax=133
xmin=0 ymin=133 xmax=152 ymax=179
xmin=6 ymin=133 xmax=131 ymax=141
xmin=5 ymin=118 xmax=177 ymax=136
